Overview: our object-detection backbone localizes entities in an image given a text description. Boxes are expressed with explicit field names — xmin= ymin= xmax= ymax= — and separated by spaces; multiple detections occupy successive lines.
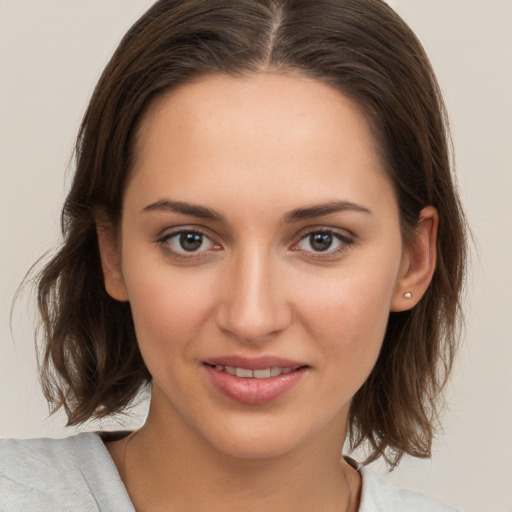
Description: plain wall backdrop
xmin=1 ymin=1 xmax=511 ymax=511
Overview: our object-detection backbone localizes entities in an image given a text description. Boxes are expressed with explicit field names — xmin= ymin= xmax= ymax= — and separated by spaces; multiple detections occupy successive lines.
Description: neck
xmin=108 ymin=394 xmax=361 ymax=512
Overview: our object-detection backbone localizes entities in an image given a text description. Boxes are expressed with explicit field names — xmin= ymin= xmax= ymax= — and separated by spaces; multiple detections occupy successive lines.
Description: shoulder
xmin=358 ymin=466 xmax=459 ymax=512
xmin=0 ymin=432 xmax=133 ymax=512
xmin=1 ymin=433 xmax=86 ymax=470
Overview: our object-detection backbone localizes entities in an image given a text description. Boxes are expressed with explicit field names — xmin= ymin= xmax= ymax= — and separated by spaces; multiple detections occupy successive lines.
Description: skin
xmin=98 ymin=73 xmax=438 ymax=512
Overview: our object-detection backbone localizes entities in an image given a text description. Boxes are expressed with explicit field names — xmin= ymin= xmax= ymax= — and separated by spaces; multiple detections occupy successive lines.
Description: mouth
xmin=202 ymin=357 xmax=309 ymax=405
xmin=204 ymin=363 xmax=299 ymax=379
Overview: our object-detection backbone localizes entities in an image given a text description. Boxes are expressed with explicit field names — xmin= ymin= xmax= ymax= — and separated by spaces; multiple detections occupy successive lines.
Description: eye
xmin=294 ymin=230 xmax=353 ymax=254
xmin=160 ymin=229 xmax=219 ymax=256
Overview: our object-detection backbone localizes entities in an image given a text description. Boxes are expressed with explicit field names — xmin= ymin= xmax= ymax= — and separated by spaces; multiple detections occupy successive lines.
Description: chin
xmin=210 ymin=432 xmax=303 ymax=461
xmin=194 ymin=411 xmax=330 ymax=462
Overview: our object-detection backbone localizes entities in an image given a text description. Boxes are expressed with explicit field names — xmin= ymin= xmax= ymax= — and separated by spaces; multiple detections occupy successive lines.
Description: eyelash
xmin=157 ymin=227 xmax=355 ymax=261
xmin=157 ymin=228 xmax=220 ymax=261
xmin=291 ymin=229 xmax=355 ymax=259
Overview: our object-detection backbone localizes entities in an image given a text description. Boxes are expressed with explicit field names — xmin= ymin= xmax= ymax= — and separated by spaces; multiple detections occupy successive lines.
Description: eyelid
xmin=155 ymin=224 xmax=355 ymax=261
xmin=292 ymin=225 xmax=354 ymax=243
xmin=290 ymin=227 xmax=355 ymax=256
xmin=157 ymin=226 xmax=222 ymax=259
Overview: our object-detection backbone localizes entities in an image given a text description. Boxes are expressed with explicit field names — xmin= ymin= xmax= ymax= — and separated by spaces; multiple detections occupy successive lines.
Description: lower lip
xmin=203 ymin=365 xmax=307 ymax=405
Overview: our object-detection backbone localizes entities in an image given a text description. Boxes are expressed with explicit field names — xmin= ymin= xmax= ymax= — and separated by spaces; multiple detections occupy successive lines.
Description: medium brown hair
xmin=36 ymin=0 xmax=467 ymax=467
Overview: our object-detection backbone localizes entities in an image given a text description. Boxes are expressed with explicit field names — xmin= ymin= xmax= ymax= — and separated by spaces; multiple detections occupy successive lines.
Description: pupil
xmin=310 ymin=232 xmax=332 ymax=251
xmin=180 ymin=232 xmax=203 ymax=251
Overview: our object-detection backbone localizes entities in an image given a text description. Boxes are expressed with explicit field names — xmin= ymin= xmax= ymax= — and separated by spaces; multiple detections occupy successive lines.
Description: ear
xmin=391 ymin=206 xmax=438 ymax=312
xmin=95 ymin=212 xmax=129 ymax=302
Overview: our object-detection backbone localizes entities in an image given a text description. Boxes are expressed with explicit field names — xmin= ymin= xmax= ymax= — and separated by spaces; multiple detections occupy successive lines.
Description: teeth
xmin=224 ymin=366 xmax=236 ymax=375
xmin=235 ymin=368 xmax=253 ymax=378
xmin=212 ymin=365 xmax=294 ymax=379
xmin=253 ymin=368 xmax=271 ymax=379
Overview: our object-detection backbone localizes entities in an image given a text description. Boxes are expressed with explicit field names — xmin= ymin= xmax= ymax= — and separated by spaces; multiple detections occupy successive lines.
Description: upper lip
xmin=203 ymin=355 xmax=307 ymax=370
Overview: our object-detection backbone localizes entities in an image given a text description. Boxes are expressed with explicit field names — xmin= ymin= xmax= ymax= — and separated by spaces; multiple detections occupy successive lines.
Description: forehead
xmin=135 ymin=72 xmax=375 ymax=165
xmin=127 ymin=72 xmax=396 ymax=218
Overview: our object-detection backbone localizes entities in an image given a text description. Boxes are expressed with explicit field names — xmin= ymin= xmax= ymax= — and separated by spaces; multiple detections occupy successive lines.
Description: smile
xmin=203 ymin=360 xmax=308 ymax=405
xmin=210 ymin=365 xmax=293 ymax=379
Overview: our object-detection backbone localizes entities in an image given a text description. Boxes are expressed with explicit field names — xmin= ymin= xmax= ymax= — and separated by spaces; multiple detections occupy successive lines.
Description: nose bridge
xmin=216 ymin=242 xmax=291 ymax=343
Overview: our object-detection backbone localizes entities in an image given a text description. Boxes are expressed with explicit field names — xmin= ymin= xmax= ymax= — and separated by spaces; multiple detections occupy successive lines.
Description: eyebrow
xmin=283 ymin=200 xmax=372 ymax=223
xmin=141 ymin=198 xmax=371 ymax=223
xmin=142 ymin=199 xmax=226 ymax=223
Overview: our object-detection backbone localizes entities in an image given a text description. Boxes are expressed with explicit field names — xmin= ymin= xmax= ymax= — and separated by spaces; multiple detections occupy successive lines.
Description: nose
xmin=215 ymin=245 xmax=292 ymax=344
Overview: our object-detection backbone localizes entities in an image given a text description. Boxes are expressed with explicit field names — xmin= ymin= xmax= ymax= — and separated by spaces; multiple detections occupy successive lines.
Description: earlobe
xmin=391 ymin=206 xmax=438 ymax=312
xmin=95 ymin=214 xmax=129 ymax=302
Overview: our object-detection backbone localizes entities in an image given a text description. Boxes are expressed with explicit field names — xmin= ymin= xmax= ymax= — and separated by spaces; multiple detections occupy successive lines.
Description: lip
xmin=203 ymin=355 xmax=309 ymax=406
xmin=203 ymin=355 xmax=305 ymax=371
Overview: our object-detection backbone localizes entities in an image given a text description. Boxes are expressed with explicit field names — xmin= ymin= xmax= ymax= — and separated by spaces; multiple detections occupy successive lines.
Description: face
xmin=101 ymin=73 xmax=424 ymax=460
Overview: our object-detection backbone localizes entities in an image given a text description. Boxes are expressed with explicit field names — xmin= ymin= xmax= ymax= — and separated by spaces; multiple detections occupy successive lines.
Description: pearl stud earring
xmin=404 ymin=292 xmax=412 ymax=299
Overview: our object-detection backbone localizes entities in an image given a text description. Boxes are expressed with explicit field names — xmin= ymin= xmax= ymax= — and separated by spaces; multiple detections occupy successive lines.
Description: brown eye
xmin=294 ymin=229 xmax=354 ymax=256
xmin=179 ymin=232 xmax=204 ymax=251
xmin=309 ymin=232 xmax=333 ymax=252
xmin=160 ymin=230 xmax=218 ymax=256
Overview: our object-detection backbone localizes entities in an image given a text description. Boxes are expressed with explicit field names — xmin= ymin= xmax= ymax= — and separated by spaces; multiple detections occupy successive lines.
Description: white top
xmin=0 ymin=433 xmax=459 ymax=511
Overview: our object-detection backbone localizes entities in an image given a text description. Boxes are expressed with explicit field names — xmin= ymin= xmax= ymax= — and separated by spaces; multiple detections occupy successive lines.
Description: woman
xmin=0 ymin=0 xmax=467 ymax=511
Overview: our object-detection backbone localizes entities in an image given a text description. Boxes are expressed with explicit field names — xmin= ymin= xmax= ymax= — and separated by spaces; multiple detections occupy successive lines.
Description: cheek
xmin=122 ymin=262 xmax=217 ymax=357
xmin=298 ymin=260 xmax=400 ymax=374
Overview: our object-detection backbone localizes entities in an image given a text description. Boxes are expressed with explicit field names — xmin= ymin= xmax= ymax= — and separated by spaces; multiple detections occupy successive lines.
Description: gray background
xmin=1 ymin=1 xmax=511 ymax=510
